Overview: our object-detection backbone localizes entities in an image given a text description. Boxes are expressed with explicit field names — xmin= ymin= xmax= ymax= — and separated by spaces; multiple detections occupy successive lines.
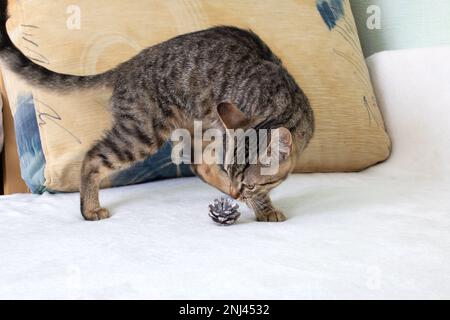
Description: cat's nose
xmin=230 ymin=189 xmax=240 ymax=200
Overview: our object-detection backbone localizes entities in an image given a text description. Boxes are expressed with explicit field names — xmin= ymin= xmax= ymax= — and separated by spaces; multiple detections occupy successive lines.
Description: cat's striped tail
xmin=0 ymin=0 xmax=115 ymax=92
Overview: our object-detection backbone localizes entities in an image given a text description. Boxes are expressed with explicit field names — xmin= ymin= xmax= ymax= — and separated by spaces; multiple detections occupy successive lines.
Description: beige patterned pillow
xmin=3 ymin=0 xmax=390 ymax=192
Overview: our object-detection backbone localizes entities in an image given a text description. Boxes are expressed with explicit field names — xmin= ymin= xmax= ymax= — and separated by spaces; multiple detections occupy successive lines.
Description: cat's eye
xmin=246 ymin=184 xmax=255 ymax=190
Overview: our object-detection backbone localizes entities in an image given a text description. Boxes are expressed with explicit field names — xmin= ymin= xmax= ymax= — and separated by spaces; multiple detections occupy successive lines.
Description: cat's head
xmin=217 ymin=102 xmax=298 ymax=201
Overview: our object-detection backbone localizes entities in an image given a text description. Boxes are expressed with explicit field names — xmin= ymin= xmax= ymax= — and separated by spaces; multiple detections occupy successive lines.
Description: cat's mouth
xmin=235 ymin=192 xmax=250 ymax=202
xmin=238 ymin=194 xmax=253 ymax=203
xmin=232 ymin=192 xmax=245 ymax=202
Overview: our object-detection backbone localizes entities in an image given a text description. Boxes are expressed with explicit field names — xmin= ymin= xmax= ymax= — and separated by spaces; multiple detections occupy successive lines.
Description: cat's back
xmin=118 ymin=27 xmax=277 ymax=90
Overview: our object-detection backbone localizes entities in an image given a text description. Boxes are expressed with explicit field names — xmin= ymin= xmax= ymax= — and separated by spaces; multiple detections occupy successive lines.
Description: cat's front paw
xmin=82 ymin=208 xmax=111 ymax=221
xmin=255 ymin=210 xmax=287 ymax=222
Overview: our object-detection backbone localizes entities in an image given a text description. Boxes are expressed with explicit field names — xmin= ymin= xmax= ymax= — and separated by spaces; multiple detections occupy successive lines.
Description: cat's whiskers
xmin=246 ymin=197 xmax=266 ymax=211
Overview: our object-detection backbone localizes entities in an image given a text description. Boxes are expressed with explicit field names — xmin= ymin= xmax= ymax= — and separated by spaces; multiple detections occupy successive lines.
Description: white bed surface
xmin=1 ymin=46 xmax=449 ymax=299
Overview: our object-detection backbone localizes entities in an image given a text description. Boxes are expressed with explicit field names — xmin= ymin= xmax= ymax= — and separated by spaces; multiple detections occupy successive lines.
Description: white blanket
xmin=1 ymin=46 xmax=449 ymax=299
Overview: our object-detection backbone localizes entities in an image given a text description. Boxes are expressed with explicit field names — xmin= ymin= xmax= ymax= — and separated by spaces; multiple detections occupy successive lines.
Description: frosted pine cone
xmin=208 ymin=198 xmax=241 ymax=226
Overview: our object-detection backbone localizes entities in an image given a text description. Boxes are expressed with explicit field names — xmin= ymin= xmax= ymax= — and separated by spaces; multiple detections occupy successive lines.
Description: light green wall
xmin=350 ymin=0 xmax=450 ymax=57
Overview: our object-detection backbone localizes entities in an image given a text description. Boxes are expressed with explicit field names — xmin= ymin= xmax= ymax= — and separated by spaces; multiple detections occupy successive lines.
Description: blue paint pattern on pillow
xmin=14 ymin=93 xmax=46 ymax=194
xmin=316 ymin=0 xmax=345 ymax=30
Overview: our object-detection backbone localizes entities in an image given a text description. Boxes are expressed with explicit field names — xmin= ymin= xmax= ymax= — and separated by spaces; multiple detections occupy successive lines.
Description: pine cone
xmin=208 ymin=198 xmax=241 ymax=226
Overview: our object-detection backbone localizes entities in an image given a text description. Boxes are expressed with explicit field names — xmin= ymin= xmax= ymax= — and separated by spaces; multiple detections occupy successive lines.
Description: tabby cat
xmin=0 ymin=1 xmax=314 ymax=222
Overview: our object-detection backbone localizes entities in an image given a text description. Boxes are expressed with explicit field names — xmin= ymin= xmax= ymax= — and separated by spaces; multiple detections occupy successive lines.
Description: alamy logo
xmin=366 ymin=5 xmax=381 ymax=30
xmin=171 ymin=122 xmax=285 ymax=175
xmin=66 ymin=5 xmax=81 ymax=30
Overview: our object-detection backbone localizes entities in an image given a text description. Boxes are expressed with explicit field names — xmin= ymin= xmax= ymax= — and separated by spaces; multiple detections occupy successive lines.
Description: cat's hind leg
xmin=80 ymin=123 xmax=161 ymax=221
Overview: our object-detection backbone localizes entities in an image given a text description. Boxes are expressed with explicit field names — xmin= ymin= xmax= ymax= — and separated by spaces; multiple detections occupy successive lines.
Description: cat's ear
xmin=217 ymin=102 xmax=260 ymax=130
xmin=267 ymin=127 xmax=293 ymax=162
